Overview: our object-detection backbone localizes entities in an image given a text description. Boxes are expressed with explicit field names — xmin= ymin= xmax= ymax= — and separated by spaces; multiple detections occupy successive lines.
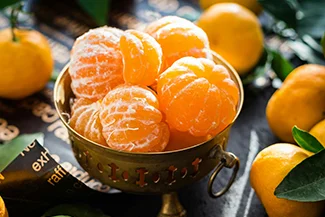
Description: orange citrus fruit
xmin=266 ymin=64 xmax=325 ymax=142
xmin=309 ymin=119 xmax=325 ymax=147
xmin=145 ymin=16 xmax=212 ymax=72
xmin=99 ymin=84 xmax=170 ymax=152
xmin=250 ymin=143 xmax=325 ymax=217
xmin=157 ymin=57 xmax=238 ymax=137
xmin=120 ymin=30 xmax=162 ymax=86
xmin=0 ymin=28 xmax=53 ymax=99
xmin=199 ymin=0 xmax=262 ymax=15
xmin=197 ymin=3 xmax=264 ymax=75
xmin=70 ymin=98 xmax=106 ymax=146
xmin=0 ymin=196 xmax=8 ymax=217
xmin=69 ymin=27 xmax=125 ymax=101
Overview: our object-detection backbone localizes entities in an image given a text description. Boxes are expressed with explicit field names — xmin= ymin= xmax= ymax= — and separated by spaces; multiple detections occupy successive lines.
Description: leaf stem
xmin=9 ymin=2 xmax=24 ymax=42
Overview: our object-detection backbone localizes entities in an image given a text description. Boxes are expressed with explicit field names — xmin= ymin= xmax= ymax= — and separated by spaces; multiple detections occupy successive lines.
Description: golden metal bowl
xmin=54 ymin=52 xmax=244 ymax=217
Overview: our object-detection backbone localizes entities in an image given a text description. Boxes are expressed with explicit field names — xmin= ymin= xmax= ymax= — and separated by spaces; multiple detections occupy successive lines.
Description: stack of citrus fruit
xmin=68 ymin=16 xmax=239 ymax=153
xmin=250 ymin=64 xmax=325 ymax=217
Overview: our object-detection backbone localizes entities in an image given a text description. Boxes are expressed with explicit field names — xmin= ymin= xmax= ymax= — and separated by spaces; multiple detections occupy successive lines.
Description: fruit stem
xmin=10 ymin=2 xmax=24 ymax=42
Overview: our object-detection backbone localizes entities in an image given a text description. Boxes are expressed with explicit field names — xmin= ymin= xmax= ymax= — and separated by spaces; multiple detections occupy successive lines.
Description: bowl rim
xmin=54 ymin=51 xmax=244 ymax=156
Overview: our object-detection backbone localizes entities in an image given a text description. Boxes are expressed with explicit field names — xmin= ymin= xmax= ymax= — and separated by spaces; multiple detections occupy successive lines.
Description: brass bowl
xmin=54 ymin=52 xmax=244 ymax=217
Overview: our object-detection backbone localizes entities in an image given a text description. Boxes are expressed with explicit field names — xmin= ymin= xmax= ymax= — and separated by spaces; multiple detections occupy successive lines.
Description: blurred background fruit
xmin=0 ymin=196 xmax=8 ymax=217
xmin=266 ymin=64 xmax=325 ymax=143
xmin=197 ymin=3 xmax=264 ymax=75
xmin=309 ymin=119 xmax=325 ymax=147
xmin=0 ymin=28 xmax=53 ymax=99
xmin=199 ymin=0 xmax=262 ymax=15
xmin=250 ymin=143 xmax=325 ymax=217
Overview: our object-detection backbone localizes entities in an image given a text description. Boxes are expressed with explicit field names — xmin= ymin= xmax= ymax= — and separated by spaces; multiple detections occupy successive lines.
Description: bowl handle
xmin=207 ymin=145 xmax=240 ymax=198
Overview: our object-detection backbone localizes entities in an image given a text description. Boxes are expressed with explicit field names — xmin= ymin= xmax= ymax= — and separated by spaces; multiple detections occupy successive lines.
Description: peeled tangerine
xmin=70 ymin=98 xmax=106 ymax=146
xmin=120 ymin=30 xmax=162 ymax=86
xmin=69 ymin=27 xmax=125 ymax=101
xmin=145 ymin=16 xmax=212 ymax=72
xmin=99 ymin=84 xmax=169 ymax=152
xmin=158 ymin=57 xmax=239 ymax=137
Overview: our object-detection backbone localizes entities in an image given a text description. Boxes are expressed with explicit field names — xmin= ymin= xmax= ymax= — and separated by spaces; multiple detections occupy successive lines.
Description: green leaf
xmin=258 ymin=0 xmax=298 ymax=29
xmin=78 ymin=0 xmax=110 ymax=26
xmin=0 ymin=133 xmax=44 ymax=172
xmin=321 ymin=33 xmax=325 ymax=56
xmin=268 ymin=49 xmax=294 ymax=81
xmin=50 ymin=69 xmax=60 ymax=82
xmin=43 ymin=204 xmax=110 ymax=217
xmin=302 ymin=34 xmax=323 ymax=54
xmin=0 ymin=0 xmax=19 ymax=9
xmin=287 ymin=40 xmax=325 ymax=65
xmin=275 ymin=148 xmax=325 ymax=202
xmin=259 ymin=0 xmax=325 ymax=39
xmin=292 ymin=126 xmax=324 ymax=153
xmin=296 ymin=0 xmax=325 ymax=39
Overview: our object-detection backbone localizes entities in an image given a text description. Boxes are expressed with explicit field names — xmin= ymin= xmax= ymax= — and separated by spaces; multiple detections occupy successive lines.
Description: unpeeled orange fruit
xmin=199 ymin=0 xmax=262 ymax=15
xmin=309 ymin=119 xmax=325 ymax=147
xmin=99 ymin=84 xmax=169 ymax=152
xmin=157 ymin=57 xmax=238 ymax=137
xmin=250 ymin=143 xmax=325 ymax=217
xmin=145 ymin=16 xmax=211 ymax=72
xmin=120 ymin=30 xmax=162 ymax=86
xmin=69 ymin=27 xmax=125 ymax=101
xmin=266 ymin=64 xmax=325 ymax=143
xmin=0 ymin=28 xmax=53 ymax=99
xmin=197 ymin=3 xmax=264 ymax=75
xmin=70 ymin=98 xmax=106 ymax=146
xmin=0 ymin=196 xmax=8 ymax=217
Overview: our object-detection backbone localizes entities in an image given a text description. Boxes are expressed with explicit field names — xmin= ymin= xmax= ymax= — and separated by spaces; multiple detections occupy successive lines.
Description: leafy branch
xmin=259 ymin=0 xmax=325 ymax=64
xmin=274 ymin=126 xmax=325 ymax=202
xmin=0 ymin=0 xmax=111 ymax=26
xmin=9 ymin=2 xmax=24 ymax=42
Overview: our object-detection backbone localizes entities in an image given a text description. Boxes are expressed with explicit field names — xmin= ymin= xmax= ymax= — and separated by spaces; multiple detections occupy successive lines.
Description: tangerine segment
xmin=145 ymin=16 xmax=211 ymax=72
xmin=120 ymin=30 xmax=162 ymax=86
xmin=70 ymin=98 xmax=107 ymax=146
xmin=100 ymin=84 xmax=170 ymax=152
xmin=157 ymin=57 xmax=239 ymax=136
xmin=69 ymin=27 xmax=125 ymax=101
xmin=165 ymin=127 xmax=212 ymax=151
